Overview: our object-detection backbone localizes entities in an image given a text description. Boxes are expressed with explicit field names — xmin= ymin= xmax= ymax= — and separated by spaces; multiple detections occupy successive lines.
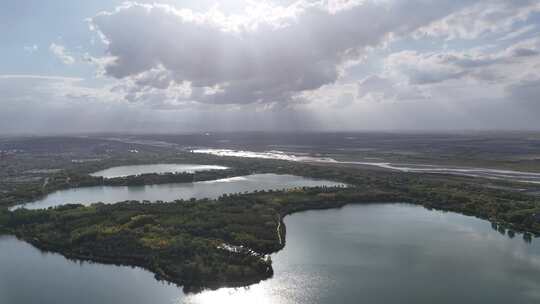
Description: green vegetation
xmin=0 ymin=150 xmax=267 ymax=207
xmin=0 ymin=186 xmax=391 ymax=291
xmin=1 ymin=175 xmax=539 ymax=290
xmin=2 ymin=135 xmax=540 ymax=291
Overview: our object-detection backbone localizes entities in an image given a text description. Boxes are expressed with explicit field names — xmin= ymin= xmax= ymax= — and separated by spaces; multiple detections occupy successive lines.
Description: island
xmin=1 ymin=177 xmax=539 ymax=291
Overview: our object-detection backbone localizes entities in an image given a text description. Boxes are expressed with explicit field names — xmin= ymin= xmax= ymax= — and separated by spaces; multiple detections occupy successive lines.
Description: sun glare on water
xmin=181 ymin=285 xmax=280 ymax=304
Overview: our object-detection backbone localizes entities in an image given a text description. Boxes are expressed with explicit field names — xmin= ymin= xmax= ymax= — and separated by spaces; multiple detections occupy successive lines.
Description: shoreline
xmin=3 ymin=194 xmax=538 ymax=293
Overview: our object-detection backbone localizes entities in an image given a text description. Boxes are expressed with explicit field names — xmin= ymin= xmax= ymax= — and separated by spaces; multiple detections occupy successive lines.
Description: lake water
xmin=90 ymin=164 xmax=228 ymax=178
xmin=1 ymin=204 xmax=539 ymax=304
xmin=14 ymin=174 xmax=344 ymax=210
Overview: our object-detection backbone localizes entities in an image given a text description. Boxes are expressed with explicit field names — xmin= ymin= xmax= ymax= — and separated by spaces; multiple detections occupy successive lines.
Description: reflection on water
xmin=2 ymin=204 xmax=539 ymax=304
xmin=193 ymin=148 xmax=540 ymax=183
xmin=490 ymin=222 xmax=534 ymax=243
xmin=13 ymin=174 xmax=344 ymax=210
xmin=0 ymin=235 xmax=184 ymax=304
xmin=90 ymin=164 xmax=228 ymax=178
xmin=183 ymin=204 xmax=540 ymax=304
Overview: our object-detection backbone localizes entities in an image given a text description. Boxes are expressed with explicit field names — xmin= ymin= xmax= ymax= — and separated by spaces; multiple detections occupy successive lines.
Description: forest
xmin=1 ymin=137 xmax=540 ymax=290
xmin=1 ymin=174 xmax=539 ymax=290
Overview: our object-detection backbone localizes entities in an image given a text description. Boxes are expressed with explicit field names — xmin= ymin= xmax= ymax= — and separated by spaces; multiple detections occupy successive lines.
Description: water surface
xmin=193 ymin=149 xmax=540 ymax=183
xmin=1 ymin=204 xmax=539 ymax=304
xmin=185 ymin=204 xmax=540 ymax=304
xmin=15 ymin=174 xmax=343 ymax=210
xmin=90 ymin=164 xmax=228 ymax=178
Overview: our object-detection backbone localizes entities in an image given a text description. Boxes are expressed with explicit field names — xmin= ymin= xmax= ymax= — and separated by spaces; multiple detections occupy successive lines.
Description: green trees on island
xmin=1 ymin=150 xmax=540 ymax=290
xmin=3 ymin=182 xmax=539 ymax=291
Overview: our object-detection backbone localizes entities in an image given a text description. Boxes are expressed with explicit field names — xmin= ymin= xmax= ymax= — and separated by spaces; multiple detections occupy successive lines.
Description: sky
xmin=1 ymin=0 xmax=540 ymax=134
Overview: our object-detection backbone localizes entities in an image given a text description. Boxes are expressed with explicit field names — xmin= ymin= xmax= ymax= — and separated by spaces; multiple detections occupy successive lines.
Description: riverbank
xmin=1 ymin=183 xmax=539 ymax=291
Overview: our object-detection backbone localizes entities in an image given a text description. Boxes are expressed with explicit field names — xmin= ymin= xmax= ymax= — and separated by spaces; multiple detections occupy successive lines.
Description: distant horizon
xmin=3 ymin=129 xmax=540 ymax=138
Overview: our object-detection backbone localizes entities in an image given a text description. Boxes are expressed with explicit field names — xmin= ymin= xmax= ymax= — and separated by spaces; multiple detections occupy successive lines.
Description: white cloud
xmin=505 ymin=36 xmax=540 ymax=58
xmin=49 ymin=43 xmax=75 ymax=65
xmin=0 ymin=73 xmax=322 ymax=133
xmin=0 ymin=74 xmax=82 ymax=81
xmin=383 ymin=38 xmax=540 ymax=86
xmin=23 ymin=44 xmax=38 ymax=53
xmin=89 ymin=0 xmax=473 ymax=105
xmin=4 ymin=0 xmax=540 ymax=132
xmin=0 ymin=74 xmax=143 ymax=134
xmin=497 ymin=24 xmax=538 ymax=41
xmin=357 ymin=75 xmax=427 ymax=102
xmin=384 ymin=51 xmax=492 ymax=85
xmin=0 ymin=74 xmax=116 ymax=104
xmin=414 ymin=0 xmax=540 ymax=40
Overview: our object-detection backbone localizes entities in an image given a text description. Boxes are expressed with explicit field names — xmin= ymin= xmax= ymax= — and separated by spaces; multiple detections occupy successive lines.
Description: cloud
xmin=49 ymin=43 xmax=75 ymax=64
xmin=415 ymin=0 xmax=540 ymax=40
xmin=89 ymin=0 xmax=473 ymax=105
xmin=0 ymin=74 xmax=145 ymax=134
xmin=23 ymin=44 xmax=38 ymax=53
xmin=505 ymin=36 xmax=540 ymax=58
xmin=356 ymin=75 xmax=426 ymax=102
xmin=0 ymin=74 xmax=82 ymax=81
xmin=506 ymin=78 xmax=540 ymax=105
xmin=4 ymin=0 xmax=540 ymax=133
xmin=383 ymin=38 xmax=540 ymax=86
xmin=384 ymin=51 xmax=472 ymax=85
xmin=0 ymin=73 xmax=321 ymax=134
xmin=497 ymin=24 xmax=538 ymax=41
xmin=0 ymin=74 xmax=114 ymax=106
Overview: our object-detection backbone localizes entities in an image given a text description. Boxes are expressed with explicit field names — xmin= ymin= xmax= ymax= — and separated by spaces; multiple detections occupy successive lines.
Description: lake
xmin=90 ymin=164 xmax=228 ymax=178
xmin=14 ymin=174 xmax=344 ymax=210
xmin=1 ymin=204 xmax=539 ymax=304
